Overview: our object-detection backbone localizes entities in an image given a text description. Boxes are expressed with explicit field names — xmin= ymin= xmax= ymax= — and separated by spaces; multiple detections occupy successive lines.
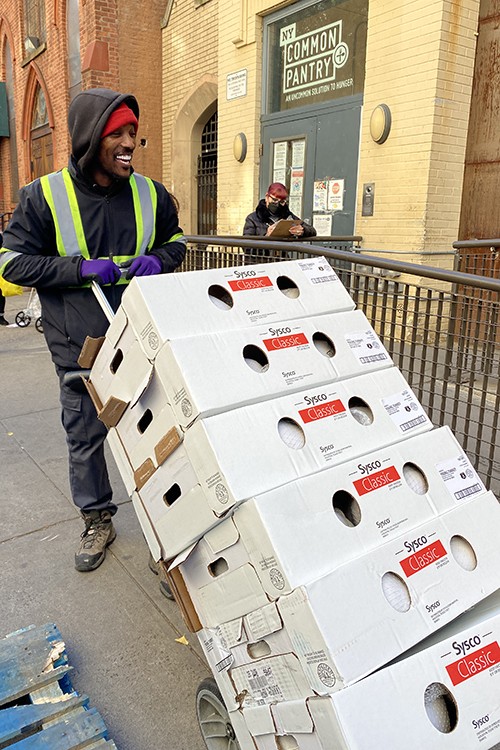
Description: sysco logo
xmin=472 ymin=715 xmax=490 ymax=730
xmin=268 ymin=326 xmax=292 ymax=336
xmin=233 ymin=269 xmax=256 ymax=279
xmin=453 ymin=635 xmax=482 ymax=657
xmin=304 ymin=393 xmax=327 ymax=406
xmin=404 ymin=535 xmax=428 ymax=553
xmin=358 ymin=459 xmax=382 ymax=475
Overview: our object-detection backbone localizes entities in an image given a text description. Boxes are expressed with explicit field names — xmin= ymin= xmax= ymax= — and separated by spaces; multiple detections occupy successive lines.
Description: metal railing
xmin=182 ymin=236 xmax=500 ymax=495
xmin=454 ymin=238 xmax=500 ymax=277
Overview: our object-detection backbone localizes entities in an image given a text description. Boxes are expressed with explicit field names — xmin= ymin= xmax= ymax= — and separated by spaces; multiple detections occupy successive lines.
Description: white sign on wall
xmin=226 ymin=69 xmax=248 ymax=100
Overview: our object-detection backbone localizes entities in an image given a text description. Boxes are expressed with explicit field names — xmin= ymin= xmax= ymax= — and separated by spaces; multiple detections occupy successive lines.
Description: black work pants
xmin=58 ymin=370 xmax=118 ymax=516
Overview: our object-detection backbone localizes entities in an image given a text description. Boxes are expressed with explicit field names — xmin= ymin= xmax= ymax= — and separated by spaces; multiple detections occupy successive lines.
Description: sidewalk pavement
xmin=0 ymin=292 xmax=208 ymax=750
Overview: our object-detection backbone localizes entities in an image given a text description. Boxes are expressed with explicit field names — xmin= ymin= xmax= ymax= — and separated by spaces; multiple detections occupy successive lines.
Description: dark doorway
xmin=197 ymin=111 xmax=217 ymax=235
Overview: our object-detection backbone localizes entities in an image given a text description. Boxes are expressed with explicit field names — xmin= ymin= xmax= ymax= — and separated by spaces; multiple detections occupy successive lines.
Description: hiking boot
xmin=75 ymin=510 xmax=116 ymax=572
xmin=0 ymin=316 xmax=9 ymax=326
xmin=148 ymin=552 xmax=175 ymax=600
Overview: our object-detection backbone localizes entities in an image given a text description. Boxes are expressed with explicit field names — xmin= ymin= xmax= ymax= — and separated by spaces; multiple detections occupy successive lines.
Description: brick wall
xmin=356 ymin=0 xmax=480 ymax=254
xmin=0 ymin=0 xmax=164 ymax=215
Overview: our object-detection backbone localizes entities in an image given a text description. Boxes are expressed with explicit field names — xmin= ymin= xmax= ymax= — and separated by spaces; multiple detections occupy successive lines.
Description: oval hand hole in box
xmin=424 ymin=683 xmax=458 ymax=733
xmin=137 ymin=409 xmax=153 ymax=434
xmin=276 ymin=736 xmax=299 ymax=750
xmin=242 ymin=344 xmax=269 ymax=373
xmin=276 ymin=275 xmax=300 ymax=299
xmin=277 ymin=418 xmax=306 ymax=450
xmin=348 ymin=396 xmax=374 ymax=425
xmin=312 ymin=331 xmax=336 ymax=358
xmin=381 ymin=571 xmax=411 ymax=612
xmin=332 ymin=490 xmax=361 ymax=527
xmin=208 ymin=557 xmax=229 ymax=577
xmin=208 ymin=284 xmax=234 ymax=310
xmin=402 ymin=462 xmax=429 ymax=495
xmin=247 ymin=640 xmax=271 ymax=659
xmin=450 ymin=535 xmax=477 ymax=571
xmin=163 ymin=483 xmax=181 ymax=506
xmin=110 ymin=348 xmax=124 ymax=374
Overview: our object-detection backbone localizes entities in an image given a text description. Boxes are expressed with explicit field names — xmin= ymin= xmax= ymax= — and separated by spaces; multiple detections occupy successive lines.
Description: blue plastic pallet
xmin=0 ymin=623 xmax=117 ymax=749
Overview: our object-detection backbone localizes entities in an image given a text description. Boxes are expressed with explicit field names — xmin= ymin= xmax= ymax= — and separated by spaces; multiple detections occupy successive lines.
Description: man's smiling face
xmin=92 ymin=123 xmax=136 ymax=187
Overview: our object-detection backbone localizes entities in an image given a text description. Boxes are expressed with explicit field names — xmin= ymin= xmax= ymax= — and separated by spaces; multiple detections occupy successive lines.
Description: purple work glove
xmin=81 ymin=259 xmax=121 ymax=285
xmin=122 ymin=255 xmax=162 ymax=279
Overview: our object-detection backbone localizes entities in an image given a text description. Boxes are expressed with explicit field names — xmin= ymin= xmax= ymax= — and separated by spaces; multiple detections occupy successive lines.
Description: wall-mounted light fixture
xmin=370 ymin=104 xmax=392 ymax=144
xmin=233 ymin=132 xmax=247 ymax=162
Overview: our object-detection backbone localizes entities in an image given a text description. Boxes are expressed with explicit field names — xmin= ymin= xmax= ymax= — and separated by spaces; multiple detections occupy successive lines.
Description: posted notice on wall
xmin=313 ymin=214 xmax=333 ymax=235
xmin=328 ymin=178 xmax=344 ymax=211
xmin=226 ymin=69 xmax=248 ymax=100
xmin=314 ymin=180 xmax=328 ymax=211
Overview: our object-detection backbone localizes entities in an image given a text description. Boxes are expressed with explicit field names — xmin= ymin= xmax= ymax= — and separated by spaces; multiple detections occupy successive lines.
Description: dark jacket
xmin=0 ymin=89 xmax=185 ymax=370
xmin=243 ymin=199 xmax=317 ymax=238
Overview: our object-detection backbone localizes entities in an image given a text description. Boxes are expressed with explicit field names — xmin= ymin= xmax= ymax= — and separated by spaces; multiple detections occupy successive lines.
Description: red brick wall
xmin=0 ymin=0 xmax=164 ymax=215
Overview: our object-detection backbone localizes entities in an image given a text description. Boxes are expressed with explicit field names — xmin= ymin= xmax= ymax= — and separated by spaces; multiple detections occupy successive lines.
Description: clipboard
xmin=267 ymin=219 xmax=302 ymax=237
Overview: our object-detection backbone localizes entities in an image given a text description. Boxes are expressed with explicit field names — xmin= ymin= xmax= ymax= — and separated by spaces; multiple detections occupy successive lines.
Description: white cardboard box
xmin=173 ymin=426 xmax=487 ymax=615
xmin=276 ymin=491 xmax=500 ymax=695
xmin=315 ymin=589 xmax=500 ymax=749
xmin=155 ymin=308 xmax=393 ymax=429
xmin=197 ymin=602 xmax=308 ymax=712
xmin=179 ymin=366 xmax=432 ymax=517
xmin=140 ymin=367 xmax=432 ymax=558
xmin=121 ymin=257 xmax=355 ymax=359
xmin=113 ymin=369 xmax=182 ymax=473
xmin=182 ymin=493 xmax=500 ymax=703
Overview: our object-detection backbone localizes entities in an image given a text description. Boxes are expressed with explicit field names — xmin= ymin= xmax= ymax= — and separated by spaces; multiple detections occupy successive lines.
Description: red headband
xmin=101 ymin=103 xmax=138 ymax=139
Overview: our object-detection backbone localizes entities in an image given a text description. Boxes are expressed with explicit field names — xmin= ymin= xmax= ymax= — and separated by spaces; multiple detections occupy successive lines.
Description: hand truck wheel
xmin=15 ymin=311 xmax=31 ymax=327
xmin=35 ymin=316 xmax=43 ymax=333
xmin=196 ymin=677 xmax=241 ymax=750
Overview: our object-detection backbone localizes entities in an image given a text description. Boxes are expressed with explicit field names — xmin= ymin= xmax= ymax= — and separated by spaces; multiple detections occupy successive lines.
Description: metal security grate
xmin=197 ymin=112 xmax=217 ymax=235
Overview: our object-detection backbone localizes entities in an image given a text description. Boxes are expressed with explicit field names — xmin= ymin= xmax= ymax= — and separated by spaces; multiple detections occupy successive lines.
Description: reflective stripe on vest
xmin=40 ymin=168 xmax=156 ymax=259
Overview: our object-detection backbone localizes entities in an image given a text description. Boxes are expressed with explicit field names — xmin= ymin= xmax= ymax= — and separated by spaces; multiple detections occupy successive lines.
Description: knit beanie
xmin=101 ymin=103 xmax=138 ymax=139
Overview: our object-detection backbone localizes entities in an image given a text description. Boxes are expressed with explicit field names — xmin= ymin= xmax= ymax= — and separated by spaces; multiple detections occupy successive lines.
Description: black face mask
xmin=268 ymin=203 xmax=280 ymax=215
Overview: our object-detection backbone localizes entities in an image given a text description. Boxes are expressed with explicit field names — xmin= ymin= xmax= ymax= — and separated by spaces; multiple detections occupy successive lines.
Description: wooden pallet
xmin=0 ymin=623 xmax=117 ymax=749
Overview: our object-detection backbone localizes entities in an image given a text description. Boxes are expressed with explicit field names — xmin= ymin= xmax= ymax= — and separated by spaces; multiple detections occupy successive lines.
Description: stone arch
xmin=171 ymin=75 xmax=217 ymax=234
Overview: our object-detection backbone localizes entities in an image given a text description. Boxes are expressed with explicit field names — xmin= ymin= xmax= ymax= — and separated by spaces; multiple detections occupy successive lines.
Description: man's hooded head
xmin=68 ymin=88 xmax=139 ymax=176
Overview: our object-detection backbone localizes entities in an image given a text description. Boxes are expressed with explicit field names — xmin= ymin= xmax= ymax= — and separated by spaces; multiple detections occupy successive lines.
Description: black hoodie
xmin=1 ymin=88 xmax=185 ymax=370
xmin=68 ymin=88 xmax=140 ymax=177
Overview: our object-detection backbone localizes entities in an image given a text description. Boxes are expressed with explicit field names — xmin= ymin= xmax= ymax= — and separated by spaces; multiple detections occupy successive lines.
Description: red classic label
xmin=263 ymin=333 xmax=308 ymax=351
xmin=299 ymin=399 xmax=346 ymax=423
xmin=228 ymin=277 xmax=273 ymax=291
xmin=353 ymin=466 xmax=401 ymax=496
xmin=446 ymin=642 xmax=500 ymax=685
xmin=399 ymin=540 xmax=447 ymax=577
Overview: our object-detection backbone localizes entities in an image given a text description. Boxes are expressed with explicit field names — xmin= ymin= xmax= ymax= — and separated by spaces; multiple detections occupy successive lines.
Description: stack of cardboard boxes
xmin=82 ymin=257 xmax=500 ymax=749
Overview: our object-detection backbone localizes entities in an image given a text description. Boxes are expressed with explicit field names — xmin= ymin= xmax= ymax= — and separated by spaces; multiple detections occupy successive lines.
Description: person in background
xmin=0 ymin=88 xmax=186 ymax=573
xmin=243 ymin=182 xmax=317 ymax=239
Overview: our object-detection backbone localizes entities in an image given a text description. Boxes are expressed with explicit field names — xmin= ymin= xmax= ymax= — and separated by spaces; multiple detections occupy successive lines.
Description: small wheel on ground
xmin=15 ymin=311 xmax=31 ymax=327
xmin=35 ymin=317 xmax=43 ymax=333
xmin=196 ymin=677 xmax=241 ymax=750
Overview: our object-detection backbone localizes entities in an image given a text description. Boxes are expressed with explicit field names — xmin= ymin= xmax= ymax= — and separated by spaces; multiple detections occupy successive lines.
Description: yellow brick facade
xmin=162 ymin=0 xmax=481 ymax=257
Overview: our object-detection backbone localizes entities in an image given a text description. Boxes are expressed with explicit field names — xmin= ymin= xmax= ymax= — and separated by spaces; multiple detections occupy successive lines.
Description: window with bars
xmin=197 ymin=111 xmax=218 ymax=235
